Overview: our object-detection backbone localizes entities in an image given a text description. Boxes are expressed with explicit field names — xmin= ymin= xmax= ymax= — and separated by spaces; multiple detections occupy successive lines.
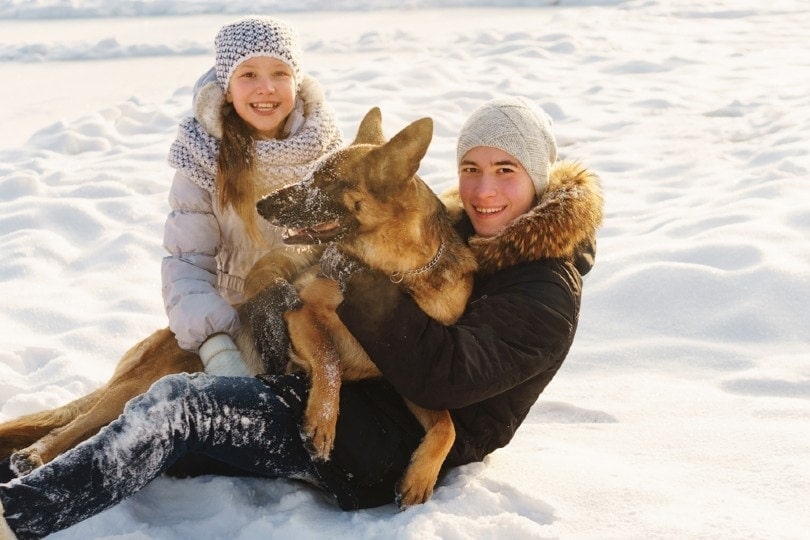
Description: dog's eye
xmin=354 ymin=200 xmax=362 ymax=211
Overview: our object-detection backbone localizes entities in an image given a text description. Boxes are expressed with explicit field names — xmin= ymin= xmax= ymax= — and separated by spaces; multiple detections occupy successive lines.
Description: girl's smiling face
xmin=226 ymin=56 xmax=296 ymax=139
xmin=458 ymin=146 xmax=536 ymax=237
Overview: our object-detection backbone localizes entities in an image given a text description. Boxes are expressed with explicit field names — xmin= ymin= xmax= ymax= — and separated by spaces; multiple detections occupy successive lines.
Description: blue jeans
xmin=0 ymin=373 xmax=320 ymax=539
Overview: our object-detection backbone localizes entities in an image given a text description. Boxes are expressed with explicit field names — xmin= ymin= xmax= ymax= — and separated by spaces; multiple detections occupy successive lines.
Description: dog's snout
xmin=255 ymin=189 xmax=290 ymax=222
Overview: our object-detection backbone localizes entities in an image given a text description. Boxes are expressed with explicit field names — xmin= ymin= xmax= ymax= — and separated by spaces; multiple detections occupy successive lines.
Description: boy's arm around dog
xmin=338 ymin=254 xmax=587 ymax=410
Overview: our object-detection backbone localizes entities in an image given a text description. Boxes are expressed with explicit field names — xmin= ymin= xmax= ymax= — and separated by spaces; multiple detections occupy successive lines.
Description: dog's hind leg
xmin=0 ymin=388 xmax=103 ymax=461
xmin=10 ymin=373 xmax=182 ymax=475
xmin=9 ymin=328 xmax=201 ymax=476
xmin=395 ymin=405 xmax=455 ymax=509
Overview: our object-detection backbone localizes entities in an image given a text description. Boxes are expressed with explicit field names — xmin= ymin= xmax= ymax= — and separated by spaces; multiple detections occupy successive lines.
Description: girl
xmin=0 ymin=97 xmax=602 ymax=538
xmin=164 ymin=16 xmax=343 ymax=375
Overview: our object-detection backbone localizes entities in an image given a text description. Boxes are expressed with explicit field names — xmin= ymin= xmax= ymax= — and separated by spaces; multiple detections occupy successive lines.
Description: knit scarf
xmin=168 ymin=75 xmax=344 ymax=195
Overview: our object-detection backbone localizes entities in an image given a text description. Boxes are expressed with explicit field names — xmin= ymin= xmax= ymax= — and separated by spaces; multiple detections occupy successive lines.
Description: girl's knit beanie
xmin=214 ymin=16 xmax=302 ymax=90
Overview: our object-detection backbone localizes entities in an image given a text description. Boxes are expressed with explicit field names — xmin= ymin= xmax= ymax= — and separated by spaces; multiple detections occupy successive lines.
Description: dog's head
xmin=256 ymin=107 xmax=433 ymax=246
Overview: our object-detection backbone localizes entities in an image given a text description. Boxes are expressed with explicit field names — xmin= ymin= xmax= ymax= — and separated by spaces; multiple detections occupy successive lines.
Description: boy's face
xmin=458 ymin=146 xmax=536 ymax=237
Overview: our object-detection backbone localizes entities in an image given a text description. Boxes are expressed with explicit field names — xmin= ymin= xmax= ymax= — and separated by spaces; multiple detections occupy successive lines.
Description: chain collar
xmin=389 ymin=241 xmax=446 ymax=284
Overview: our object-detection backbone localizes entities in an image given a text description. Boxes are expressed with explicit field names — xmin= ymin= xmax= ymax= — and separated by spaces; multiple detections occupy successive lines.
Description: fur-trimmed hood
xmin=441 ymin=160 xmax=603 ymax=275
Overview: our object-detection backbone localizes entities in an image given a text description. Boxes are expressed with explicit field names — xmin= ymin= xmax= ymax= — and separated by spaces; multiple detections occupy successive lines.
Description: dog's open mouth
xmin=282 ymin=220 xmax=341 ymax=244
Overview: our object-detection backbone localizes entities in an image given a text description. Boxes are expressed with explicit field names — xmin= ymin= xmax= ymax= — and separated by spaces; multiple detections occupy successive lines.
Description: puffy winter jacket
xmin=163 ymin=74 xmax=343 ymax=351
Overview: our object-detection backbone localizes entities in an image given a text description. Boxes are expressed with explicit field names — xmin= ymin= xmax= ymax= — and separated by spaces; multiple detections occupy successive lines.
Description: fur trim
xmin=298 ymin=74 xmax=326 ymax=116
xmin=441 ymin=160 xmax=603 ymax=274
xmin=438 ymin=186 xmax=466 ymax=224
xmin=194 ymin=80 xmax=226 ymax=138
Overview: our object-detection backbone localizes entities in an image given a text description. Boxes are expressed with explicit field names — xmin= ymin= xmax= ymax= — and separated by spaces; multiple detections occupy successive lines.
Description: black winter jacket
xmin=314 ymin=161 xmax=602 ymax=509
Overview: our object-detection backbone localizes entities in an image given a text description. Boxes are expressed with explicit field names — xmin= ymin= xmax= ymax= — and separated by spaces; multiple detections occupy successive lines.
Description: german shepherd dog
xmin=0 ymin=107 xmax=476 ymax=507
xmin=256 ymin=107 xmax=477 ymax=506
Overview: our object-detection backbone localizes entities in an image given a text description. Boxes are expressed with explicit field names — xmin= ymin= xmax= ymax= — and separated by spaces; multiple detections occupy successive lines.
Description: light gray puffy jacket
xmin=162 ymin=71 xmax=343 ymax=351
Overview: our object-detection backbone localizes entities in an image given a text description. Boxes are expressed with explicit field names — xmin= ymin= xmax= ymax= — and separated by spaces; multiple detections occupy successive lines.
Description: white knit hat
xmin=457 ymin=96 xmax=558 ymax=196
xmin=214 ymin=16 xmax=302 ymax=90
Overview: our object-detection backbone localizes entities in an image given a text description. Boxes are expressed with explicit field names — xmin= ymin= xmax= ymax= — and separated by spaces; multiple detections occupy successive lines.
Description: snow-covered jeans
xmin=0 ymin=372 xmax=320 ymax=539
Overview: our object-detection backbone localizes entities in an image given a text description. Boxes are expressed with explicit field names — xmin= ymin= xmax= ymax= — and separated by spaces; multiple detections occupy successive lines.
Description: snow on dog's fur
xmin=257 ymin=107 xmax=478 ymax=507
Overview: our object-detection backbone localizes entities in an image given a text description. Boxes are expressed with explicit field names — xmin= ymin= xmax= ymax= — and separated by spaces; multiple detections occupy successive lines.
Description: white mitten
xmin=198 ymin=334 xmax=251 ymax=377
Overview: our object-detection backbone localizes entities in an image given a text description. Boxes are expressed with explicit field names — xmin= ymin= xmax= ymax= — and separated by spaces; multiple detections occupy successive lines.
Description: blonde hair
xmin=215 ymin=101 xmax=265 ymax=244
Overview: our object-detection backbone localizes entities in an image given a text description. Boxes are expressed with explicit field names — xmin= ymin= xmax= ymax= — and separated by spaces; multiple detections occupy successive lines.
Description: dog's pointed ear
xmin=352 ymin=107 xmax=385 ymax=146
xmin=366 ymin=117 xmax=433 ymax=199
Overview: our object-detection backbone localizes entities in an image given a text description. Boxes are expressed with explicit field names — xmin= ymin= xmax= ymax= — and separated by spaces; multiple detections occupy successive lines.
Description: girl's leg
xmin=0 ymin=373 xmax=315 ymax=539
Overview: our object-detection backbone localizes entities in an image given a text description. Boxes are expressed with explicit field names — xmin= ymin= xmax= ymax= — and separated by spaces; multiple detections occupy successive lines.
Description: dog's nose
xmin=255 ymin=195 xmax=278 ymax=221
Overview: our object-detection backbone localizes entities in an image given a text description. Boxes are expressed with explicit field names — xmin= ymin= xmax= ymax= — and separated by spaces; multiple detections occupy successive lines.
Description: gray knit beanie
xmin=457 ymin=96 xmax=558 ymax=197
xmin=214 ymin=16 xmax=302 ymax=90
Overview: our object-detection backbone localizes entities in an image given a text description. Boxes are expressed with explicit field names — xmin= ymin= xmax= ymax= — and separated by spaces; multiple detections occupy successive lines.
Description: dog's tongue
xmin=282 ymin=220 xmax=340 ymax=244
xmin=311 ymin=221 xmax=339 ymax=233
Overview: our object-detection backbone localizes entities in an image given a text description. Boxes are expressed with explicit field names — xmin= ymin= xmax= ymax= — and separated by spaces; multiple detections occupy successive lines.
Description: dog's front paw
xmin=301 ymin=413 xmax=336 ymax=462
xmin=10 ymin=448 xmax=44 ymax=476
xmin=395 ymin=466 xmax=437 ymax=510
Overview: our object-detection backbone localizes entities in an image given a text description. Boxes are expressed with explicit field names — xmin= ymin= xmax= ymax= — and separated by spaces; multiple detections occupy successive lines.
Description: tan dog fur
xmin=256 ymin=108 xmax=478 ymax=507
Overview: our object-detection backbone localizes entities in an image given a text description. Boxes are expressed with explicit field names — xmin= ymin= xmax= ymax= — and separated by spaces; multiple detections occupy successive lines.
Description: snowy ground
xmin=1 ymin=1 xmax=809 ymax=538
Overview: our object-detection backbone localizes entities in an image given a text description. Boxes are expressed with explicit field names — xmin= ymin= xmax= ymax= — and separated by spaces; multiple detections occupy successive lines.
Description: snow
xmin=1 ymin=0 xmax=809 ymax=538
